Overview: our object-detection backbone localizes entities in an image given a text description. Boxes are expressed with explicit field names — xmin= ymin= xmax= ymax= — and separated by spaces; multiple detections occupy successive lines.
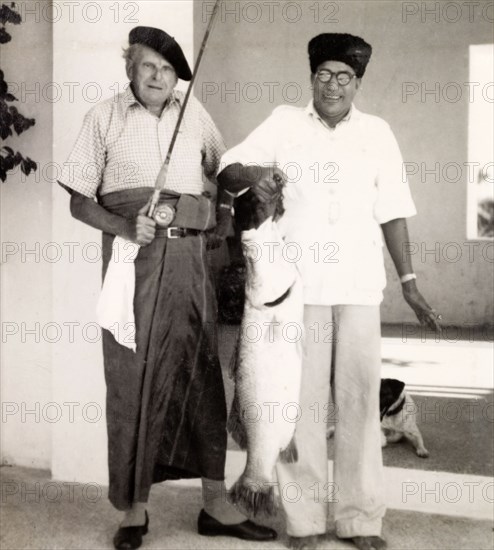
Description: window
xmin=467 ymin=44 xmax=494 ymax=239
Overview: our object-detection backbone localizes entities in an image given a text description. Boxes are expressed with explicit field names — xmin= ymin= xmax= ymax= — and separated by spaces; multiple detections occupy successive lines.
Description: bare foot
xmin=287 ymin=535 xmax=320 ymax=549
xmin=345 ymin=535 xmax=387 ymax=550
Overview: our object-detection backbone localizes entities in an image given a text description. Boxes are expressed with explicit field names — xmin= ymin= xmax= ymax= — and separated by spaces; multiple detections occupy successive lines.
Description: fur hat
xmin=308 ymin=33 xmax=372 ymax=78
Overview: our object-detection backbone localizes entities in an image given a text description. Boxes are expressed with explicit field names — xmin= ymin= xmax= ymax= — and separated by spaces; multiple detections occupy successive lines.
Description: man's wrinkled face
xmin=311 ymin=60 xmax=361 ymax=124
xmin=129 ymin=45 xmax=178 ymax=111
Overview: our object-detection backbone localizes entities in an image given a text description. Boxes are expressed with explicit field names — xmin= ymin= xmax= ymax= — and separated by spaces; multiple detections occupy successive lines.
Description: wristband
xmin=400 ymin=273 xmax=417 ymax=284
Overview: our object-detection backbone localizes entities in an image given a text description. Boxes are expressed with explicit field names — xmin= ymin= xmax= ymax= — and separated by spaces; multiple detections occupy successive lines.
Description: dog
xmin=327 ymin=378 xmax=429 ymax=458
xmin=379 ymin=378 xmax=428 ymax=457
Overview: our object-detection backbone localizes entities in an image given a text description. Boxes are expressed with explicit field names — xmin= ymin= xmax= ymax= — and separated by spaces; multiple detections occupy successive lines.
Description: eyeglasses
xmin=315 ymin=70 xmax=356 ymax=86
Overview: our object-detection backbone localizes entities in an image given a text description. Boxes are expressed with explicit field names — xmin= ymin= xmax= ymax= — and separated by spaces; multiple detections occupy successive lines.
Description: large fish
xmin=227 ymin=189 xmax=304 ymax=517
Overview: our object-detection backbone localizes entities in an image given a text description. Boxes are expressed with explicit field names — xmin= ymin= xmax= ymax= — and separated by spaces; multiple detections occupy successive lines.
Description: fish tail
xmin=227 ymin=391 xmax=248 ymax=449
xmin=228 ymin=477 xmax=276 ymax=517
xmin=279 ymin=435 xmax=298 ymax=463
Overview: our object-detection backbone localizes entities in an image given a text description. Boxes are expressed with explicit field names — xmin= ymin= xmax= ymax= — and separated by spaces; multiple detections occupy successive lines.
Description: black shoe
xmin=198 ymin=509 xmax=277 ymax=541
xmin=113 ymin=511 xmax=149 ymax=550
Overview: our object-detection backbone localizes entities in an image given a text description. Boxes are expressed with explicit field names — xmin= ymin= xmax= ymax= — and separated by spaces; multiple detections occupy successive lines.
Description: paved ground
xmin=1 ymin=464 xmax=492 ymax=550
xmin=1 ymin=327 xmax=493 ymax=549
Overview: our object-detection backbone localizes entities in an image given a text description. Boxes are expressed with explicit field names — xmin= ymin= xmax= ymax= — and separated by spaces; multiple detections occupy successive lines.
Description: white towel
xmin=96 ymin=236 xmax=140 ymax=352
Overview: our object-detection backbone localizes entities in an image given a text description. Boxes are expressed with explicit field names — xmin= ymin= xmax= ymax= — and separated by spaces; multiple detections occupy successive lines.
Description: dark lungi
xmin=99 ymin=188 xmax=227 ymax=510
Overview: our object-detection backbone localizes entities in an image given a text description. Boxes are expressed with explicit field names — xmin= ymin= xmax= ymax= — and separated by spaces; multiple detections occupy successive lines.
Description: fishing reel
xmin=152 ymin=203 xmax=176 ymax=227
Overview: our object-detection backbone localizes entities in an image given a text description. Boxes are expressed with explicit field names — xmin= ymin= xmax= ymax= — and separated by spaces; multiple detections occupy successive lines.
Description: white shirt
xmin=221 ymin=102 xmax=417 ymax=306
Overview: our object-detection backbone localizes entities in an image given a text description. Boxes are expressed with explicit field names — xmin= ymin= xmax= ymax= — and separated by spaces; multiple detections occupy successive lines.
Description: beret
xmin=129 ymin=26 xmax=192 ymax=81
xmin=308 ymin=33 xmax=372 ymax=78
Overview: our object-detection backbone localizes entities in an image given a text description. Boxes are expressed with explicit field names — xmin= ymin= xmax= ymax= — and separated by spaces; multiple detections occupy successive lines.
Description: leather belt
xmin=166 ymin=227 xmax=202 ymax=239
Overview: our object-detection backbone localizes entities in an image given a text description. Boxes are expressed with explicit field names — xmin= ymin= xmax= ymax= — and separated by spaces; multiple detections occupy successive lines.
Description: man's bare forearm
xmin=216 ymin=186 xmax=235 ymax=210
xmin=381 ymin=217 xmax=414 ymax=278
xmin=382 ymin=217 xmax=441 ymax=329
xmin=217 ymin=163 xmax=260 ymax=194
xmin=218 ymin=163 xmax=288 ymax=205
xmin=69 ymin=190 xmax=132 ymax=240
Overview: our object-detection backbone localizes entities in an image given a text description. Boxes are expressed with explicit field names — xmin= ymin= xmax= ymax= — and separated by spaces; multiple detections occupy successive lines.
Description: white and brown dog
xmin=379 ymin=378 xmax=429 ymax=458
xmin=327 ymin=378 xmax=429 ymax=458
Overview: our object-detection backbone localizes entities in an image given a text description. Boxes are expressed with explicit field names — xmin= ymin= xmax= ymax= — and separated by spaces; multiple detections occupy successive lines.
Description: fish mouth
xmin=264 ymin=285 xmax=292 ymax=307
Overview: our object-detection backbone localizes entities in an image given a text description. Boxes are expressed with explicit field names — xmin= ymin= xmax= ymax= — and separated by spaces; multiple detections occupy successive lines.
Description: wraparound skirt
xmin=100 ymin=188 xmax=227 ymax=510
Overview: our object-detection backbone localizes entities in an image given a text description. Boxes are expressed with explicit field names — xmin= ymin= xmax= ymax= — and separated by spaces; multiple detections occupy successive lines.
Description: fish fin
xmin=227 ymin=392 xmax=248 ymax=449
xmin=279 ymin=436 xmax=298 ymax=463
xmin=229 ymin=477 xmax=277 ymax=517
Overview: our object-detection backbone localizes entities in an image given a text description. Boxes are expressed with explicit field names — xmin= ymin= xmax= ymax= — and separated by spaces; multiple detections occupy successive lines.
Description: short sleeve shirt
xmin=220 ymin=102 xmax=417 ymax=306
xmin=60 ymin=85 xmax=225 ymax=198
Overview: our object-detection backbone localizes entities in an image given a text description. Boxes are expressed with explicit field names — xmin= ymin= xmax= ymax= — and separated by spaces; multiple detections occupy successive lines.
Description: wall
xmin=194 ymin=0 xmax=494 ymax=326
xmin=1 ymin=0 xmax=492 ymax=480
xmin=1 ymin=0 xmax=194 ymax=481
xmin=1 ymin=1 xmax=53 ymax=469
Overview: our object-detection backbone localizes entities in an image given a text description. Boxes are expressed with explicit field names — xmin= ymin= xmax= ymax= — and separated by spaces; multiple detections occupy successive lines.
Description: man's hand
xmin=206 ymin=209 xmax=233 ymax=250
xmin=218 ymin=163 xmax=287 ymax=199
xmin=123 ymin=202 xmax=156 ymax=246
xmin=402 ymin=280 xmax=442 ymax=332
xmin=381 ymin=218 xmax=442 ymax=333
xmin=250 ymin=166 xmax=286 ymax=203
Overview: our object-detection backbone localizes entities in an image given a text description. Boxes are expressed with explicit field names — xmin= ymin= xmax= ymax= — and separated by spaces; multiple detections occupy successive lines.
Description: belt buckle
xmin=166 ymin=227 xmax=181 ymax=239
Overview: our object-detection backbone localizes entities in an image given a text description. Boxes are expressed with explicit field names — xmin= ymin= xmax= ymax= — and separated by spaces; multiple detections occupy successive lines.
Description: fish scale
xmin=227 ymin=216 xmax=304 ymax=517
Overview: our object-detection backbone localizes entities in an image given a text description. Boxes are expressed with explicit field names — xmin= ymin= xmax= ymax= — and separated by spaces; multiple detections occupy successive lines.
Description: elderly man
xmin=218 ymin=33 xmax=441 ymax=550
xmin=59 ymin=26 xmax=276 ymax=550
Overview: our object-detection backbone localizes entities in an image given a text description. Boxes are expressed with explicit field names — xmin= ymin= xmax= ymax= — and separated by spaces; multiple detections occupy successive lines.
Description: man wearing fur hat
xmin=218 ymin=33 xmax=441 ymax=550
xmin=59 ymin=26 xmax=276 ymax=550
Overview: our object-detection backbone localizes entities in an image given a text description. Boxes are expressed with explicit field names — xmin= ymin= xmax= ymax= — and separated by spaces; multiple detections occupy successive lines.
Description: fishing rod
xmin=148 ymin=0 xmax=222 ymax=225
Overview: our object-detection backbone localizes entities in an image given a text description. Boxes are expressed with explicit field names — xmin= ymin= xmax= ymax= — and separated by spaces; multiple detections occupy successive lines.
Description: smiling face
xmin=311 ymin=60 xmax=361 ymax=127
xmin=128 ymin=45 xmax=178 ymax=114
